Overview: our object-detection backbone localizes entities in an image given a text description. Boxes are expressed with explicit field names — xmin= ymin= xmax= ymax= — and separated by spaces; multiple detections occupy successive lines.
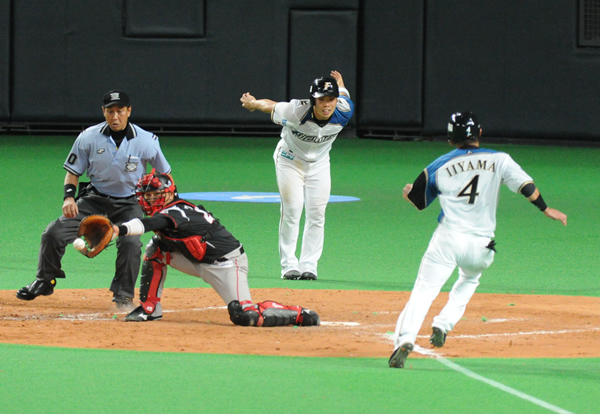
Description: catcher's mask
xmin=309 ymin=76 xmax=339 ymax=107
xmin=136 ymin=171 xmax=177 ymax=215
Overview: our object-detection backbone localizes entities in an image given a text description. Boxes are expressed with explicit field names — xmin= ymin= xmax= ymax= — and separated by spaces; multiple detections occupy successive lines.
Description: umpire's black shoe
xmin=300 ymin=272 xmax=317 ymax=281
xmin=16 ymin=278 xmax=56 ymax=301
xmin=112 ymin=295 xmax=135 ymax=310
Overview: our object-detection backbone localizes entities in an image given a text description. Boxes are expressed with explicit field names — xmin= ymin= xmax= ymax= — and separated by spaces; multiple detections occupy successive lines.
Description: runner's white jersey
xmin=419 ymin=148 xmax=533 ymax=237
xmin=271 ymin=96 xmax=354 ymax=162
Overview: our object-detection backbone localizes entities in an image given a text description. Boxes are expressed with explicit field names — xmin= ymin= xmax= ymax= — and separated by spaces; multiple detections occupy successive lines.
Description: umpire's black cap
xmin=102 ymin=90 xmax=130 ymax=108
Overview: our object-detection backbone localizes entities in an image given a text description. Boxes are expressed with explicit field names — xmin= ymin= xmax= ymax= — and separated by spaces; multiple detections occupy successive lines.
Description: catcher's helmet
xmin=309 ymin=76 xmax=339 ymax=106
xmin=447 ymin=112 xmax=481 ymax=143
xmin=136 ymin=171 xmax=177 ymax=215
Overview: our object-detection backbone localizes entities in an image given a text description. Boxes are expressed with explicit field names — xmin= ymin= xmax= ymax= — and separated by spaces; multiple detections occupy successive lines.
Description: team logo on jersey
xmin=281 ymin=150 xmax=295 ymax=160
xmin=291 ymin=129 xmax=337 ymax=144
xmin=282 ymin=119 xmax=288 ymax=126
xmin=97 ymin=148 xmax=106 ymax=154
xmin=124 ymin=161 xmax=138 ymax=172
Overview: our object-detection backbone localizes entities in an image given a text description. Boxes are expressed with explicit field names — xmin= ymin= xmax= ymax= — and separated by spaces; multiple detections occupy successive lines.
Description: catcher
xmin=112 ymin=171 xmax=320 ymax=327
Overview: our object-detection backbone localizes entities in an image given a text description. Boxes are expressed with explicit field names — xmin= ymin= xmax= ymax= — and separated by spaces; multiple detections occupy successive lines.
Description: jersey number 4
xmin=458 ymin=175 xmax=480 ymax=204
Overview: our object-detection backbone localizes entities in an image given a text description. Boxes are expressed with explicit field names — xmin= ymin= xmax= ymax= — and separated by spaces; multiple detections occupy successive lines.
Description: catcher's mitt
xmin=77 ymin=215 xmax=115 ymax=258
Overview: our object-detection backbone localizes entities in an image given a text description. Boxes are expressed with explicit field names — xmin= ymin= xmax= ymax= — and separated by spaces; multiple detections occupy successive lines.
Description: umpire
xmin=17 ymin=90 xmax=172 ymax=309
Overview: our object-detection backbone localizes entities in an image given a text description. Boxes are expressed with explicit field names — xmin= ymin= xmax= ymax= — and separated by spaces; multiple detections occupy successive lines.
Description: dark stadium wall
xmin=1 ymin=1 xmax=600 ymax=141
xmin=422 ymin=1 xmax=600 ymax=140
xmin=0 ymin=0 xmax=9 ymax=122
xmin=8 ymin=0 xmax=358 ymax=128
xmin=357 ymin=0 xmax=424 ymax=137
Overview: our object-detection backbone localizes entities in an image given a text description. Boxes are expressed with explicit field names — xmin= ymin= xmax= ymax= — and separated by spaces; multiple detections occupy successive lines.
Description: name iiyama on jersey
xmin=445 ymin=159 xmax=496 ymax=177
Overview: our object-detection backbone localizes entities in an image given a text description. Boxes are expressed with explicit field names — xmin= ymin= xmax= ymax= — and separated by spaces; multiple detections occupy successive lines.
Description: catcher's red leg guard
xmin=139 ymin=239 xmax=168 ymax=314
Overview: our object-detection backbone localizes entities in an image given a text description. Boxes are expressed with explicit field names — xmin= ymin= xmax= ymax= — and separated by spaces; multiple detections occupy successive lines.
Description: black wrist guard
xmin=64 ymin=184 xmax=77 ymax=200
xmin=531 ymin=194 xmax=548 ymax=212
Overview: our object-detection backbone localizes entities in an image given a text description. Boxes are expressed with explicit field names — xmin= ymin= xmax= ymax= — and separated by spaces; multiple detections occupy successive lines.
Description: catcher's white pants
xmin=393 ymin=225 xmax=495 ymax=349
xmin=168 ymin=247 xmax=252 ymax=306
xmin=274 ymin=142 xmax=331 ymax=277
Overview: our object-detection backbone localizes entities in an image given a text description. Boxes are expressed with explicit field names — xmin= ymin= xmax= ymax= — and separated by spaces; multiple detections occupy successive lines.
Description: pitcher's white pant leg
xmin=393 ymin=227 xmax=457 ymax=348
xmin=433 ymin=236 xmax=495 ymax=333
xmin=274 ymin=152 xmax=305 ymax=275
xmin=299 ymin=157 xmax=330 ymax=275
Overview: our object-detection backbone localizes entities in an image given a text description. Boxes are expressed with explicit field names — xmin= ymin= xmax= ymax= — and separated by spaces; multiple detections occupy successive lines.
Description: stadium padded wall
xmin=289 ymin=9 xmax=358 ymax=128
xmin=357 ymin=0 xmax=424 ymax=133
xmin=423 ymin=1 xmax=600 ymax=140
xmin=9 ymin=0 xmax=358 ymax=126
xmin=0 ymin=0 xmax=9 ymax=122
xmin=3 ymin=1 xmax=600 ymax=141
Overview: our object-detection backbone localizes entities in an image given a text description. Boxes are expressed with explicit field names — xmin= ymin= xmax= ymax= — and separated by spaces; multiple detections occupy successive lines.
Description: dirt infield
xmin=1 ymin=288 xmax=599 ymax=359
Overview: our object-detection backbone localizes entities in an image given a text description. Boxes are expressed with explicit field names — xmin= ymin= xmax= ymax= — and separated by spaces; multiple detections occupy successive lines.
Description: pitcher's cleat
xmin=300 ymin=272 xmax=317 ymax=280
xmin=282 ymin=270 xmax=301 ymax=280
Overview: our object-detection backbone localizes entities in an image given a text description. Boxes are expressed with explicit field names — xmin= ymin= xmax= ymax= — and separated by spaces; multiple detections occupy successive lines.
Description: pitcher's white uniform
xmin=271 ymin=95 xmax=354 ymax=277
xmin=393 ymin=147 xmax=534 ymax=348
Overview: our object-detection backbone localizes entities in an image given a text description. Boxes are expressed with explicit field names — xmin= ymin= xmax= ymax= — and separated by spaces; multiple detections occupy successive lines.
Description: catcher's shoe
xmin=16 ymin=278 xmax=56 ymax=301
xmin=300 ymin=272 xmax=317 ymax=281
xmin=299 ymin=309 xmax=320 ymax=326
xmin=124 ymin=304 xmax=163 ymax=322
xmin=389 ymin=343 xmax=414 ymax=369
xmin=112 ymin=295 xmax=135 ymax=310
xmin=430 ymin=327 xmax=447 ymax=348
xmin=282 ymin=270 xmax=301 ymax=280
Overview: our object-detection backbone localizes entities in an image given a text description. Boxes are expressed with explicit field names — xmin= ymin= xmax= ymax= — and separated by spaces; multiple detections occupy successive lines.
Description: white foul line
xmin=414 ymin=345 xmax=574 ymax=414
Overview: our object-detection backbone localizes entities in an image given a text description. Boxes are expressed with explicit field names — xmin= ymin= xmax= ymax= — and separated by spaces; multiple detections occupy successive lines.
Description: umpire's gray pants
xmin=36 ymin=193 xmax=143 ymax=298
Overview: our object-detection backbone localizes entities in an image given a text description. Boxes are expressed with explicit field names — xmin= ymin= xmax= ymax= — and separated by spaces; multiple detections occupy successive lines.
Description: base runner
xmin=389 ymin=112 xmax=567 ymax=368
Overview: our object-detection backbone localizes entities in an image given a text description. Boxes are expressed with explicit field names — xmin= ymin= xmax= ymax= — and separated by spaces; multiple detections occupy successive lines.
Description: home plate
xmin=321 ymin=321 xmax=360 ymax=326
